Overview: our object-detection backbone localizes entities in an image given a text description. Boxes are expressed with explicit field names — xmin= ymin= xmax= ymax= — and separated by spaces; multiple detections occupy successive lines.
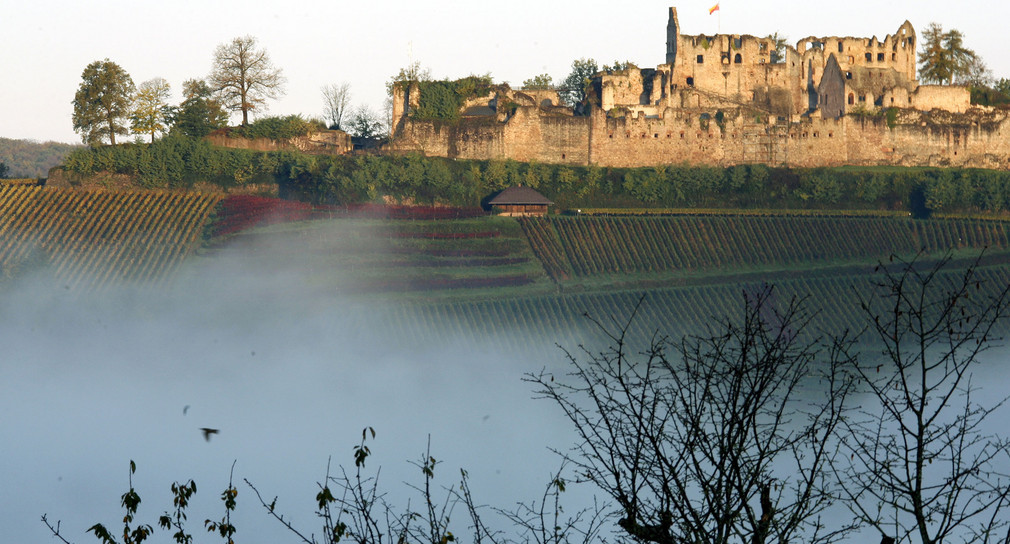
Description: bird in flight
xmin=183 ymin=405 xmax=190 ymax=415
xmin=200 ymin=428 xmax=219 ymax=442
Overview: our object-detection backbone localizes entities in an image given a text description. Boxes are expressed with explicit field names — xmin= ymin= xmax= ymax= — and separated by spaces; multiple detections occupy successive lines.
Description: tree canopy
xmin=131 ymin=77 xmax=172 ymax=143
xmin=918 ymin=22 xmax=981 ymax=85
xmin=72 ymin=59 xmax=136 ymax=146
xmin=170 ymin=79 xmax=229 ymax=138
xmin=559 ymin=58 xmax=598 ymax=112
xmin=521 ymin=73 xmax=553 ymax=90
xmin=209 ymin=36 xmax=286 ymax=126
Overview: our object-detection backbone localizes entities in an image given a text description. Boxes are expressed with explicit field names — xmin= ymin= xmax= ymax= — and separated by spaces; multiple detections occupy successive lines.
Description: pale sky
xmin=3 ymin=0 xmax=1007 ymax=144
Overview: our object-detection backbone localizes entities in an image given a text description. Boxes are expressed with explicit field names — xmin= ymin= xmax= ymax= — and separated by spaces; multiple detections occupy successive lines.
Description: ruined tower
xmin=666 ymin=7 xmax=679 ymax=65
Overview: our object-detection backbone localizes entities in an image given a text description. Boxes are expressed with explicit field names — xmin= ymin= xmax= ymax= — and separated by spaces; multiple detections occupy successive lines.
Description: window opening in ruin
xmin=877 ymin=53 xmax=884 ymax=61
xmin=734 ymin=37 xmax=742 ymax=49
xmin=654 ymin=133 xmax=659 ymax=138
xmin=721 ymin=52 xmax=730 ymax=64
xmin=697 ymin=54 xmax=704 ymax=63
xmin=845 ymin=71 xmax=852 ymax=79
xmin=680 ymin=132 xmax=685 ymax=138
xmin=686 ymin=77 xmax=694 ymax=86
xmin=838 ymin=42 xmax=844 ymax=52
xmin=828 ymin=132 xmax=833 ymax=137
xmin=859 ymin=95 xmax=866 ymax=102
xmin=561 ymin=154 xmax=565 ymax=159
xmin=848 ymin=55 xmax=854 ymax=63
xmin=813 ymin=132 xmax=819 ymax=137
xmin=874 ymin=96 xmax=883 ymax=106
xmin=908 ymin=97 xmax=912 ymax=103
xmin=733 ymin=52 xmax=742 ymax=64
xmin=848 ymin=93 xmax=855 ymax=104
xmin=891 ymin=53 xmax=896 ymax=61
xmin=865 ymin=52 xmax=872 ymax=62
xmin=759 ymin=42 xmax=768 ymax=52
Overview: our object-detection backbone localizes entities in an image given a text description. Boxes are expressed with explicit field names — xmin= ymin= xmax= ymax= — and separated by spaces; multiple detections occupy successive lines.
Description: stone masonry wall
xmin=389 ymin=103 xmax=1010 ymax=170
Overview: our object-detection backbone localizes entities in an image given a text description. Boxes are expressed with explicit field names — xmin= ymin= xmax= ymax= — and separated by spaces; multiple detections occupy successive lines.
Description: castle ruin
xmin=388 ymin=7 xmax=1009 ymax=170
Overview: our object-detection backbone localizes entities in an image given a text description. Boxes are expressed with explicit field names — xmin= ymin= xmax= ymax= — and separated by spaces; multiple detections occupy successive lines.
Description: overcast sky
xmin=3 ymin=0 xmax=1007 ymax=144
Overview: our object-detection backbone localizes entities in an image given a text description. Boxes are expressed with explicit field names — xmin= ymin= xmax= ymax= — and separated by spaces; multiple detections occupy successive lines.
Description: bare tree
xmin=321 ymin=83 xmax=351 ymax=130
xmin=496 ymin=462 xmax=608 ymax=544
xmin=208 ymin=35 xmax=286 ymax=126
xmin=528 ymin=289 xmax=856 ymax=544
xmin=836 ymin=253 xmax=1010 ymax=544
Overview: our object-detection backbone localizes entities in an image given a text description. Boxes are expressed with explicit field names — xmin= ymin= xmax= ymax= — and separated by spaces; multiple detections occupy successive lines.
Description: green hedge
xmin=232 ymin=115 xmax=324 ymax=140
xmin=61 ymin=135 xmax=1010 ymax=215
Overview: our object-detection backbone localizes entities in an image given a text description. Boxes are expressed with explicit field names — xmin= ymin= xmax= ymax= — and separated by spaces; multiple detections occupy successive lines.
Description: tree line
xmin=71 ymin=36 xmax=384 ymax=148
xmin=0 ymin=138 xmax=81 ymax=179
xmin=61 ymin=139 xmax=1010 ymax=216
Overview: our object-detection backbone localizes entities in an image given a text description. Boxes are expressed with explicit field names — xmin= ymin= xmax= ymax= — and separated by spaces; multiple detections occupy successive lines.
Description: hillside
xmin=5 ymin=186 xmax=1010 ymax=348
xmin=0 ymin=137 xmax=81 ymax=178
xmin=0 ymin=186 xmax=220 ymax=290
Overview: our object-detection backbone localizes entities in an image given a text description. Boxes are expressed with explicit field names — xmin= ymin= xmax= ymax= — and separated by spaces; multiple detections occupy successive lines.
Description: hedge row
xmin=60 ymin=134 xmax=1010 ymax=215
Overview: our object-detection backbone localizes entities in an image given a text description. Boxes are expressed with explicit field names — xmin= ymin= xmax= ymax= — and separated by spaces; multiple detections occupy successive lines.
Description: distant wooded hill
xmin=0 ymin=138 xmax=81 ymax=178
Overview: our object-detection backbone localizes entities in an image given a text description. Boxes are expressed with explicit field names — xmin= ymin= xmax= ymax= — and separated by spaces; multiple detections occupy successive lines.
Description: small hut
xmin=487 ymin=186 xmax=553 ymax=217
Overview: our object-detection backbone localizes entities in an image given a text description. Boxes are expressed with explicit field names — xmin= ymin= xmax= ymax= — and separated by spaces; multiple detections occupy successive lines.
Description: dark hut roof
xmin=488 ymin=186 xmax=554 ymax=206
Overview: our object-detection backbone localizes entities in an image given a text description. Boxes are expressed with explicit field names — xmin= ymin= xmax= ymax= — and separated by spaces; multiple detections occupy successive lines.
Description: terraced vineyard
xmin=0 ymin=186 xmax=221 ymax=290
xmin=378 ymin=259 xmax=1010 ymax=352
xmin=6 ymin=187 xmax=1010 ymax=353
xmin=202 ymin=212 xmax=553 ymax=299
xmin=519 ymin=215 xmax=1010 ymax=284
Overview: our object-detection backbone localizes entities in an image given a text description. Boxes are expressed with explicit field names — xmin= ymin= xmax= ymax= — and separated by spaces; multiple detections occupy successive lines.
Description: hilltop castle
xmin=389 ymin=7 xmax=1009 ymax=170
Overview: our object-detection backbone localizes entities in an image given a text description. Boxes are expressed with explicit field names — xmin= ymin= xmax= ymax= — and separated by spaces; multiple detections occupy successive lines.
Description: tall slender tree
xmin=918 ymin=22 xmax=979 ymax=85
xmin=72 ymin=59 xmax=135 ymax=145
xmin=208 ymin=36 xmax=285 ymax=126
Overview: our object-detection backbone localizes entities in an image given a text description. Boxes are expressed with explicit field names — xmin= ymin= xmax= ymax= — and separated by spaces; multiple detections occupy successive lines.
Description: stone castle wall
xmin=390 ymin=102 xmax=1010 ymax=171
xmin=387 ymin=6 xmax=1007 ymax=171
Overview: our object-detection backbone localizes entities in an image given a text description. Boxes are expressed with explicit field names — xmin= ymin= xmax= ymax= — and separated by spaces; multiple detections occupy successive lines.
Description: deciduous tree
xmin=836 ymin=253 xmax=1010 ymax=544
xmin=321 ymin=83 xmax=351 ymax=130
xmin=72 ymin=59 xmax=135 ymax=146
xmin=130 ymin=77 xmax=172 ymax=143
xmin=209 ymin=36 xmax=286 ymax=127
xmin=530 ymin=289 xmax=857 ymax=544
xmin=522 ymin=73 xmax=553 ymax=90
xmin=346 ymin=105 xmax=385 ymax=141
xmin=559 ymin=58 xmax=598 ymax=112
xmin=169 ymin=79 xmax=229 ymax=138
